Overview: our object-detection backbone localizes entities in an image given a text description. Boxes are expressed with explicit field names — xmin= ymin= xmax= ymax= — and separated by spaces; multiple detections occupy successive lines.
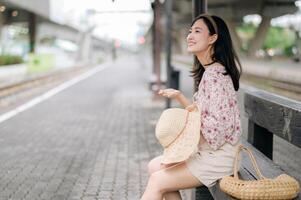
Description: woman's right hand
xmin=158 ymin=88 xmax=181 ymax=99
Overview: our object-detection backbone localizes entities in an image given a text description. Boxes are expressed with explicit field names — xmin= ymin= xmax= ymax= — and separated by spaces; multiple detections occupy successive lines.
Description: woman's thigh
xmin=150 ymin=162 xmax=203 ymax=193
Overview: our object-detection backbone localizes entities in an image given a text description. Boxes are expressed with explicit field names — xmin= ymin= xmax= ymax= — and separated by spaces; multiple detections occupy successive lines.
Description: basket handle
xmin=233 ymin=144 xmax=266 ymax=180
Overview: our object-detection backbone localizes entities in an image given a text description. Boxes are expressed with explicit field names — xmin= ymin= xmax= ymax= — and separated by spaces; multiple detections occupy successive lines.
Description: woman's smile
xmin=188 ymin=42 xmax=196 ymax=46
xmin=187 ymin=38 xmax=197 ymax=46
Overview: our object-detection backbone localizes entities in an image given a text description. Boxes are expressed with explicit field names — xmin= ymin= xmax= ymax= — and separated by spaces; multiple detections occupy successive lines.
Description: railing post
xmin=192 ymin=0 xmax=207 ymax=93
xmin=165 ymin=0 xmax=172 ymax=108
xmin=151 ymin=0 xmax=162 ymax=94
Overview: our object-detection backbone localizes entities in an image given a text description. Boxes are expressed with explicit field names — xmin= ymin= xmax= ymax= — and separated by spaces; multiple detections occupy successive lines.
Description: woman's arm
xmin=158 ymin=88 xmax=191 ymax=108
xmin=175 ymin=93 xmax=191 ymax=108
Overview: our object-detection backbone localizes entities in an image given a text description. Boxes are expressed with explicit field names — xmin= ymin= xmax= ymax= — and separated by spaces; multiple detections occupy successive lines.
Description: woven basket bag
xmin=219 ymin=145 xmax=300 ymax=200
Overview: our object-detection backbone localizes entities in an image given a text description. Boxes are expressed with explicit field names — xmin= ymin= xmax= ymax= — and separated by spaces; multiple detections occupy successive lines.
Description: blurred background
xmin=0 ymin=0 xmax=300 ymax=100
xmin=0 ymin=0 xmax=152 ymax=73
xmin=0 ymin=1 xmax=301 ymax=199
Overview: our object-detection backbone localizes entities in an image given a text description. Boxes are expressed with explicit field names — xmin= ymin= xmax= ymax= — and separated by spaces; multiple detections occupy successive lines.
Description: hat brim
xmin=161 ymin=111 xmax=200 ymax=164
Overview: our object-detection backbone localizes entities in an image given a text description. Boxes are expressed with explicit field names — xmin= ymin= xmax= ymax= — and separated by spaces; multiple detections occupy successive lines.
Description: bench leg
xmin=248 ymin=120 xmax=273 ymax=160
xmin=195 ymin=186 xmax=214 ymax=200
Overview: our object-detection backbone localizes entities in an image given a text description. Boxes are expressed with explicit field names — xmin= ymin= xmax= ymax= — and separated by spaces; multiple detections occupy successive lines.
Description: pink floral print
xmin=193 ymin=64 xmax=242 ymax=150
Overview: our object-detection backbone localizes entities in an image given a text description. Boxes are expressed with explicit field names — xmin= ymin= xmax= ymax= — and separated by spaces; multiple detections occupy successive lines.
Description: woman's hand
xmin=158 ymin=88 xmax=192 ymax=108
xmin=158 ymin=88 xmax=181 ymax=99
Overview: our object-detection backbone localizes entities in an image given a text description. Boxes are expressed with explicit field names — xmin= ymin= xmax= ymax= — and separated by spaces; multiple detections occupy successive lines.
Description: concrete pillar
xmin=82 ymin=33 xmax=92 ymax=62
xmin=0 ymin=13 xmax=4 ymax=54
xmin=294 ymin=30 xmax=301 ymax=62
xmin=77 ymin=31 xmax=92 ymax=63
xmin=152 ymin=0 xmax=162 ymax=90
xmin=225 ymin=19 xmax=242 ymax=54
xmin=247 ymin=16 xmax=271 ymax=57
xmin=193 ymin=0 xmax=207 ymax=18
xmin=28 ymin=12 xmax=36 ymax=53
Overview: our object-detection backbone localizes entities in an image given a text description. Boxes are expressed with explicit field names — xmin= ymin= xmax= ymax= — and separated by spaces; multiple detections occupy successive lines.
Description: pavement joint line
xmin=0 ymin=64 xmax=109 ymax=124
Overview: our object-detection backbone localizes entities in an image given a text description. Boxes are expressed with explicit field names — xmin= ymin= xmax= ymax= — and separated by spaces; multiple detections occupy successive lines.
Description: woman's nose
xmin=186 ymin=34 xmax=192 ymax=41
xmin=186 ymin=33 xmax=194 ymax=41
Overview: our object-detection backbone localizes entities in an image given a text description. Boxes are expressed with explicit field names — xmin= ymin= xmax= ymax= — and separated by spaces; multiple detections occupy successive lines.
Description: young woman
xmin=140 ymin=13 xmax=243 ymax=200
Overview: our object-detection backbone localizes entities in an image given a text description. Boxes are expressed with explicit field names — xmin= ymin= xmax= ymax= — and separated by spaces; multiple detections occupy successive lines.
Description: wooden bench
xmin=193 ymin=87 xmax=301 ymax=200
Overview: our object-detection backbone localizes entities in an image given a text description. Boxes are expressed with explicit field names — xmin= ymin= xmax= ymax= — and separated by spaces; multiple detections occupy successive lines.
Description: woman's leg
xmin=147 ymin=156 xmax=182 ymax=200
xmin=142 ymin=157 xmax=203 ymax=200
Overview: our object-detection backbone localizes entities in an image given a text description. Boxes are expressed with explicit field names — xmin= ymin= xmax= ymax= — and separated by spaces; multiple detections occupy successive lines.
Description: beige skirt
xmin=185 ymin=139 xmax=241 ymax=187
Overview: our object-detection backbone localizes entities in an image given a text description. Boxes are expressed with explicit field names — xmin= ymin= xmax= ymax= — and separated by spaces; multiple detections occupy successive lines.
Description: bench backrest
xmin=244 ymin=87 xmax=301 ymax=159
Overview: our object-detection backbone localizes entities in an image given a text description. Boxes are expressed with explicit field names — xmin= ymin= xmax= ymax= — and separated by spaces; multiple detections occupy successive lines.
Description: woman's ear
xmin=209 ymin=34 xmax=218 ymax=44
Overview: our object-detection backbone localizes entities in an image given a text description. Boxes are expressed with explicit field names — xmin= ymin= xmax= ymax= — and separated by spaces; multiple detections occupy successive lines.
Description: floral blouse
xmin=193 ymin=64 xmax=242 ymax=150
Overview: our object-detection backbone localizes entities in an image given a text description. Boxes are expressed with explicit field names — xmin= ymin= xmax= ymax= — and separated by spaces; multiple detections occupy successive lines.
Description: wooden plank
xmin=244 ymin=91 xmax=301 ymax=148
xmin=244 ymin=88 xmax=301 ymax=111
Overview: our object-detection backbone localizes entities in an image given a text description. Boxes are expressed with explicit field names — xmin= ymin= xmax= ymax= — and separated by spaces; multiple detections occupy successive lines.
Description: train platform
xmin=0 ymin=54 xmax=167 ymax=200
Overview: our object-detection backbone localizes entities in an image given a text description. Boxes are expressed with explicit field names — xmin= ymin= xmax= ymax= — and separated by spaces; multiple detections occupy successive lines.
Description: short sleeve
xmin=197 ymin=72 xmax=234 ymax=150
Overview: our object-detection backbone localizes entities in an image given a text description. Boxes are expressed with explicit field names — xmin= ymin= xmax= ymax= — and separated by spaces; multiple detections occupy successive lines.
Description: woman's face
xmin=186 ymin=19 xmax=215 ymax=54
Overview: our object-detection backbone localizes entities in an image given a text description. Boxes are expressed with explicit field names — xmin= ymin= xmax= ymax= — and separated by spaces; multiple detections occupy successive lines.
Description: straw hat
xmin=155 ymin=108 xmax=201 ymax=164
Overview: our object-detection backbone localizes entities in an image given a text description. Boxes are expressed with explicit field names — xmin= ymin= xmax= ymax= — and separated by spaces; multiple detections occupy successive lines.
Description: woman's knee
xmin=148 ymin=172 xmax=166 ymax=194
xmin=148 ymin=162 xmax=202 ymax=194
xmin=147 ymin=156 xmax=163 ymax=175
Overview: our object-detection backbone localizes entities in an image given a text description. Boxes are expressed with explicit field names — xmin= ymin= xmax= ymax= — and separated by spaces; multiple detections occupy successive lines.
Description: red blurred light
xmin=138 ymin=36 xmax=145 ymax=44
xmin=114 ymin=40 xmax=121 ymax=48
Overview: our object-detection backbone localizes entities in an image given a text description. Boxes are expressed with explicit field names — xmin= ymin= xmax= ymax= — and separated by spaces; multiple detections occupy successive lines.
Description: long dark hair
xmin=190 ymin=14 xmax=242 ymax=91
